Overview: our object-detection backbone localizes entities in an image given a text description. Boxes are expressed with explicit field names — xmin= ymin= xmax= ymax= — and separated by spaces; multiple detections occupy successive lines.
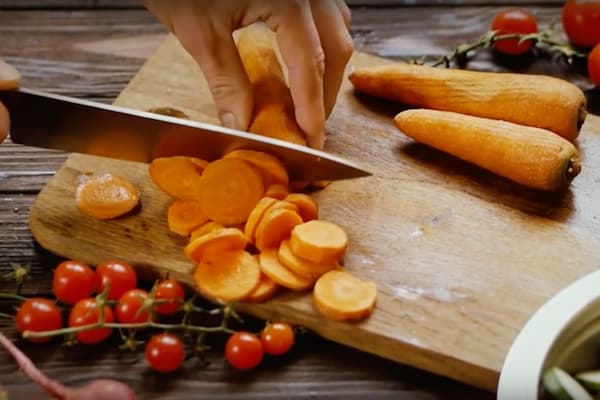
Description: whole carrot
xmin=350 ymin=63 xmax=587 ymax=142
xmin=393 ymin=109 xmax=581 ymax=191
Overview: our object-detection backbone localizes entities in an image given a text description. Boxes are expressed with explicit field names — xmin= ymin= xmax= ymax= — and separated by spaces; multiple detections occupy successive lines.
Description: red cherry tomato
xmin=588 ymin=44 xmax=600 ymax=87
xmin=15 ymin=298 xmax=62 ymax=343
xmin=491 ymin=8 xmax=538 ymax=55
xmin=52 ymin=260 xmax=96 ymax=305
xmin=115 ymin=289 xmax=151 ymax=324
xmin=68 ymin=298 xmax=114 ymax=344
xmin=562 ymin=0 xmax=600 ymax=48
xmin=95 ymin=259 xmax=137 ymax=301
xmin=145 ymin=333 xmax=185 ymax=373
xmin=225 ymin=332 xmax=264 ymax=370
xmin=260 ymin=322 xmax=295 ymax=356
xmin=154 ymin=279 xmax=186 ymax=316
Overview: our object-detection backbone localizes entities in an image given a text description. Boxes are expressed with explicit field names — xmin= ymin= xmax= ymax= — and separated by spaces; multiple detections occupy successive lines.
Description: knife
xmin=0 ymin=88 xmax=371 ymax=181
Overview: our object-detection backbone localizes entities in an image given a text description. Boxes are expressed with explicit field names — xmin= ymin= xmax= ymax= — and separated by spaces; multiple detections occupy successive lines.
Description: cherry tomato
xmin=260 ymin=322 xmax=295 ymax=356
xmin=115 ymin=289 xmax=151 ymax=324
xmin=95 ymin=259 xmax=137 ymax=301
xmin=15 ymin=298 xmax=62 ymax=343
xmin=225 ymin=332 xmax=264 ymax=370
xmin=562 ymin=0 xmax=600 ymax=48
xmin=154 ymin=279 xmax=186 ymax=316
xmin=68 ymin=298 xmax=114 ymax=344
xmin=145 ymin=333 xmax=185 ymax=373
xmin=491 ymin=8 xmax=538 ymax=55
xmin=52 ymin=260 xmax=96 ymax=305
xmin=588 ymin=44 xmax=600 ymax=87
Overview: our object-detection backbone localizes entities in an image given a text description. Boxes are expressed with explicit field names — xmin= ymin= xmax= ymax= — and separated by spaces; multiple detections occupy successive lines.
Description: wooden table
xmin=0 ymin=2 xmax=592 ymax=399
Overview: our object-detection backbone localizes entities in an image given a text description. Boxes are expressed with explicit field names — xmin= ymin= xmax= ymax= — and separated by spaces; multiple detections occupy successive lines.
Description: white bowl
xmin=498 ymin=269 xmax=600 ymax=400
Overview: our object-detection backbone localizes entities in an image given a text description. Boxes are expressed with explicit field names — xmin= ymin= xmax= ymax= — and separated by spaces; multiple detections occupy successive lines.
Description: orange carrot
xmin=264 ymin=184 xmax=290 ymax=200
xmin=242 ymin=271 xmax=279 ymax=303
xmin=394 ymin=109 xmax=582 ymax=191
xmin=75 ymin=173 xmax=140 ymax=220
xmin=223 ymin=149 xmax=289 ymax=187
xmin=258 ymin=249 xmax=314 ymax=291
xmin=312 ymin=270 xmax=377 ymax=321
xmin=278 ymin=239 xmax=337 ymax=280
xmin=284 ymin=193 xmax=318 ymax=221
xmin=254 ymin=208 xmax=303 ymax=252
xmin=148 ymin=156 xmax=208 ymax=200
xmin=349 ymin=62 xmax=587 ymax=141
xmin=194 ymin=250 xmax=261 ymax=303
xmin=234 ymin=23 xmax=307 ymax=145
xmin=197 ymin=158 xmax=265 ymax=226
xmin=243 ymin=196 xmax=278 ymax=243
xmin=167 ymin=200 xmax=209 ymax=237
xmin=190 ymin=221 xmax=225 ymax=242
xmin=184 ymin=227 xmax=247 ymax=264
xmin=290 ymin=220 xmax=348 ymax=264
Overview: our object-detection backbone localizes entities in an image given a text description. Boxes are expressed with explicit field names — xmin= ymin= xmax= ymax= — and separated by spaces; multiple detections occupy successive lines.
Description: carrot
xmin=284 ymin=193 xmax=318 ymax=221
xmin=254 ymin=207 xmax=303 ymax=252
xmin=148 ymin=156 xmax=209 ymax=200
xmin=197 ymin=158 xmax=265 ymax=226
xmin=223 ymin=149 xmax=289 ymax=187
xmin=394 ymin=109 xmax=582 ymax=191
xmin=349 ymin=62 xmax=587 ymax=141
xmin=234 ymin=23 xmax=307 ymax=145
xmin=278 ymin=239 xmax=337 ymax=280
xmin=194 ymin=250 xmax=261 ymax=303
xmin=146 ymin=106 xmax=189 ymax=119
xmin=242 ymin=271 xmax=279 ymax=303
xmin=190 ymin=221 xmax=225 ymax=242
xmin=265 ymin=184 xmax=290 ymax=200
xmin=290 ymin=220 xmax=348 ymax=264
xmin=75 ymin=173 xmax=140 ymax=220
xmin=184 ymin=227 xmax=247 ymax=264
xmin=312 ymin=270 xmax=377 ymax=321
xmin=243 ymin=196 xmax=278 ymax=243
xmin=258 ymin=249 xmax=314 ymax=291
xmin=167 ymin=200 xmax=209 ymax=237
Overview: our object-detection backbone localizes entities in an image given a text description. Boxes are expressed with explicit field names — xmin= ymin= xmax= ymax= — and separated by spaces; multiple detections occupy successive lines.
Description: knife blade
xmin=0 ymin=88 xmax=371 ymax=181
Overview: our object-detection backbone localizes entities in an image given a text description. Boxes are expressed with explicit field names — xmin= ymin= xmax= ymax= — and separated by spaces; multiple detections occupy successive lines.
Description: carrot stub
xmin=259 ymin=249 xmax=314 ymax=291
xmin=148 ymin=156 xmax=208 ymax=200
xmin=290 ymin=220 xmax=348 ymax=264
xmin=223 ymin=149 xmax=289 ymax=187
xmin=167 ymin=200 xmax=210 ymax=236
xmin=254 ymin=208 xmax=303 ymax=252
xmin=394 ymin=109 xmax=582 ymax=191
xmin=197 ymin=158 xmax=265 ymax=226
xmin=184 ymin=228 xmax=247 ymax=264
xmin=284 ymin=193 xmax=318 ymax=221
xmin=312 ymin=270 xmax=377 ymax=321
xmin=76 ymin=173 xmax=140 ymax=220
xmin=194 ymin=250 xmax=261 ymax=303
xmin=278 ymin=239 xmax=337 ymax=280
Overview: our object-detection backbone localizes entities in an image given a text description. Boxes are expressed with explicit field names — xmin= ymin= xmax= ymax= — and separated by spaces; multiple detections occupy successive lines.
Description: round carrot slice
xmin=258 ymin=249 xmax=314 ymax=291
xmin=278 ymin=239 xmax=337 ymax=279
xmin=254 ymin=208 xmax=303 ymax=252
xmin=194 ymin=250 xmax=261 ymax=303
xmin=244 ymin=196 xmax=278 ymax=243
xmin=223 ymin=149 xmax=289 ymax=187
xmin=148 ymin=156 xmax=208 ymax=200
xmin=190 ymin=221 xmax=225 ymax=242
xmin=265 ymin=184 xmax=290 ymax=200
xmin=290 ymin=220 xmax=348 ymax=264
xmin=167 ymin=199 xmax=210 ymax=236
xmin=76 ymin=173 xmax=140 ymax=220
xmin=198 ymin=158 xmax=265 ymax=226
xmin=312 ymin=270 xmax=377 ymax=321
xmin=184 ymin=227 xmax=247 ymax=263
xmin=243 ymin=272 xmax=279 ymax=303
xmin=284 ymin=193 xmax=318 ymax=221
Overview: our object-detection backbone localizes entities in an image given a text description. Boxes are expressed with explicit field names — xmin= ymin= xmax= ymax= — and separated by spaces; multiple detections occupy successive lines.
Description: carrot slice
xmin=167 ymin=200 xmax=210 ymax=236
xmin=244 ymin=196 xmax=278 ymax=243
xmin=184 ymin=227 xmax=247 ymax=263
xmin=254 ymin=208 xmax=303 ymax=252
xmin=194 ymin=250 xmax=261 ymax=303
xmin=283 ymin=193 xmax=318 ymax=221
xmin=190 ymin=221 xmax=225 ymax=242
xmin=197 ymin=158 xmax=265 ymax=226
xmin=258 ymin=249 xmax=314 ymax=291
xmin=265 ymin=184 xmax=290 ymax=200
xmin=76 ymin=173 xmax=140 ymax=220
xmin=312 ymin=270 xmax=377 ymax=321
xmin=148 ymin=156 xmax=208 ymax=200
xmin=223 ymin=149 xmax=289 ymax=187
xmin=278 ymin=239 xmax=337 ymax=279
xmin=242 ymin=272 xmax=279 ymax=303
xmin=290 ymin=220 xmax=348 ymax=264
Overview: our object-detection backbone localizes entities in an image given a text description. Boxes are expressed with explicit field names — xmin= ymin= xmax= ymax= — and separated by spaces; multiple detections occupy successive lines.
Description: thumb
xmin=0 ymin=60 xmax=20 ymax=144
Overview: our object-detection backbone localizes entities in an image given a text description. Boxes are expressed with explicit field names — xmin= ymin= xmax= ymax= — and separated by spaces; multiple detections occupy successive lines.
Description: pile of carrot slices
xmin=148 ymin=150 xmax=377 ymax=322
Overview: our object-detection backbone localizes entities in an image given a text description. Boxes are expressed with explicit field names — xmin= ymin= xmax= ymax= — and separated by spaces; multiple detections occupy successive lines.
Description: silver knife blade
xmin=0 ymin=88 xmax=371 ymax=181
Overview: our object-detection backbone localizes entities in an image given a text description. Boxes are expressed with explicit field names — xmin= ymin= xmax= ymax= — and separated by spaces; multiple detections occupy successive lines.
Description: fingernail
xmin=220 ymin=112 xmax=237 ymax=130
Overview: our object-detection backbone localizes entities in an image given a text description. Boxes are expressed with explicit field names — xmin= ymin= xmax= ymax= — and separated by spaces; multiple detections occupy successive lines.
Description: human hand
xmin=143 ymin=0 xmax=353 ymax=149
xmin=0 ymin=60 xmax=21 ymax=144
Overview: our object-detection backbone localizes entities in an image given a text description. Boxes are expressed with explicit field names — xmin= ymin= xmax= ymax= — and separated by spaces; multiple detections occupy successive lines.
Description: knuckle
xmin=208 ymin=76 xmax=245 ymax=102
xmin=337 ymin=33 xmax=354 ymax=61
xmin=282 ymin=0 xmax=308 ymax=16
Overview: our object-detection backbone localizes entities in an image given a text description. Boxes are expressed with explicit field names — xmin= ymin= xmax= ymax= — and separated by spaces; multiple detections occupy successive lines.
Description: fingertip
xmin=0 ymin=102 xmax=9 ymax=144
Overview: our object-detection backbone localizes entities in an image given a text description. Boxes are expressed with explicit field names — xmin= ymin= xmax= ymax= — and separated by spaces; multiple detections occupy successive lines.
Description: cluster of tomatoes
xmin=489 ymin=1 xmax=600 ymax=86
xmin=13 ymin=259 xmax=295 ymax=373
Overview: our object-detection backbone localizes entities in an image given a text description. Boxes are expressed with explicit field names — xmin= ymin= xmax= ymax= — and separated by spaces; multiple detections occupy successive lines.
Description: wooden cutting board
xmin=28 ymin=34 xmax=600 ymax=392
